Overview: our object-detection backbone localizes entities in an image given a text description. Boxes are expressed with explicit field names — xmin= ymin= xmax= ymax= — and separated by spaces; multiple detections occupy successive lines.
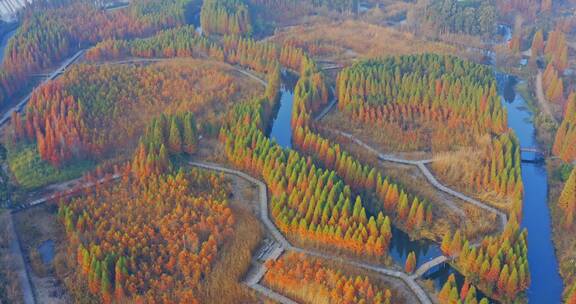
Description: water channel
xmin=0 ymin=5 xmax=561 ymax=302
xmin=498 ymin=74 xmax=563 ymax=303
xmin=266 ymin=28 xmax=563 ymax=303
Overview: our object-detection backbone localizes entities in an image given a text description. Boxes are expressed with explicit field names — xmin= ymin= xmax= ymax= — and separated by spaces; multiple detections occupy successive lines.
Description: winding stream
xmin=498 ymin=74 xmax=563 ymax=303
xmin=267 ymin=27 xmax=563 ymax=302
xmin=0 ymin=4 xmax=562 ymax=302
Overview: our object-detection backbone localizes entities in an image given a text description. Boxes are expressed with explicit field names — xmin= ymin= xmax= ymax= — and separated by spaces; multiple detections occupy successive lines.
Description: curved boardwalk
xmin=189 ymin=161 xmax=432 ymax=304
xmin=330 ymin=129 xmax=508 ymax=230
xmin=325 ymin=129 xmax=510 ymax=277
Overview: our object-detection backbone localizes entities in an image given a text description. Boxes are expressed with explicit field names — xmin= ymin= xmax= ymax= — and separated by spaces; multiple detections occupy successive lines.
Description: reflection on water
xmin=269 ymin=73 xmax=297 ymax=149
xmin=269 ymin=86 xmax=294 ymax=149
xmin=389 ymin=226 xmax=442 ymax=268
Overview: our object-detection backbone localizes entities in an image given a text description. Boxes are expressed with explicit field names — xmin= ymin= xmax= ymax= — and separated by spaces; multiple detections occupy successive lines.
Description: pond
xmin=269 ymin=85 xmax=295 ymax=149
xmin=37 ymin=239 xmax=55 ymax=265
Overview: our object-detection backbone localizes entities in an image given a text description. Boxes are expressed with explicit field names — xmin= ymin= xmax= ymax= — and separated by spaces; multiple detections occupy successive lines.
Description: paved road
xmin=189 ymin=161 xmax=432 ymax=304
xmin=0 ymin=50 xmax=85 ymax=128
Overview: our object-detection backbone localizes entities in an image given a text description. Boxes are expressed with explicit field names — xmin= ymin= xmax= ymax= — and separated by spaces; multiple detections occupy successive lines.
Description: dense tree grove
xmin=553 ymin=92 xmax=576 ymax=162
xmin=86 ymin=31 xmax=307 ymax=76
xmin=221 ymin=98 xmax=393 ymax=256
xmin=201 ymin=0 xmax=253 ymax=36
xmin=0 ymin=0 xmax=192 ymax=108
xmin=141 ymin=113 xmax=198 ymax=156
xmin=543 ymin=63 xmax=565 ymax=104
xmin=541 ymin=30 xmax=569 ymax=105
xmin=289 ymin=50 xmax=436 ymax=235
xmin=131 ymin=112 xmax=199 ymax=175
xmin=557 ymin=168 xmax=576 ymax=229
xmin=432 ymin=133 xmax=524 ymax=216
xmin=544 ymin=30 xmax=569 ymax=73
xmin=426 ymin=0 xmax=496 ymax=36
xmin=11 ymin=61 xmax=243 ymax=167
xmin=58 ymin=166 xmax=235 ymax=303
xmin=336 ymin=54 xmax=506 ymax=152
xmin=223 ymin=36 xmax=307 ymax=73
xmin=336 ymin=54 xmax=523 ymax=211
xmin=85 ymin=26 xmax=222 ymax=61
xmin=566 ymin=280 xmax=576 ymax=304
xmin=249 ymin=0 xmax=358 ymax=13
xmin=294 ymin=126 xmax=434 ymax=231
xmin=438 ymin=274 xmax=489 ymax=304
xmin=496 ymin=0 xmax=545 ymax=19
xmin=441 ymin=217 xmax=530 ymax=302
xmin=264 ymin=252 xmax=394 ymax=304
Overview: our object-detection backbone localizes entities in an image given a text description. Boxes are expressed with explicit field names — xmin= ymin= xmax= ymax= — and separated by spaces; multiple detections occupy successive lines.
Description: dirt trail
xmin=4 ymin=213 xmax=35 ymax=304
xmin=535 ymin=70 xmax=558 ymax=124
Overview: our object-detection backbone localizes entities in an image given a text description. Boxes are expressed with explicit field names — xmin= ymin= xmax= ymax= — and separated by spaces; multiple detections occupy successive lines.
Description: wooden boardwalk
xmin=189 ymin=161 xmax=433 ymax=304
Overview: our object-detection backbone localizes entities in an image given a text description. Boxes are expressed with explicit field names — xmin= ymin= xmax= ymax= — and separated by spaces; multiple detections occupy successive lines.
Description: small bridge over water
xmin=520 ymin=147 xmax=547 ymax=163
xmin=412 ymin=255 xmax=449 ymax=279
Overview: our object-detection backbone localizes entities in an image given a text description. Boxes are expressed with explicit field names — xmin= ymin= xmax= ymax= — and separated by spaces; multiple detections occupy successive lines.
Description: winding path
xmin=324 ymin=129 xmax=510 ymax=276
xmin=96 ymin=57 xmax=268 ymax=88
xmin=189 ymin=161 xmax=432 ymax=304
xmin=328 ymin=129 xmax=508 ymax=230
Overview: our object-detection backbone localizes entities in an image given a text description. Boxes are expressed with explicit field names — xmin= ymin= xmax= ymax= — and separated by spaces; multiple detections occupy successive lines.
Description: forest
xmin=200 ymin=0 xmax=253 ymax=36
xmin=2 ymin=0 xmax=576 ymax=303
xmin=58 ymin=165 xmax=235 ymax=303
xmin=441 ymin=217 xmax=529 ymax=302
xmin=426 ymin=0 xmax=496 ymax=36
xmin=249 ymin=0 xmax=358 ymax=13
xmin=336 ymin=55 xmax=506 ymax=151
xmin=334 ymin=54 xmax=523 ymax=212
xmin=264 ymin=252 xmax=395 ymax=304
xmin=222 ymin=98 xmax=394 ymax=257
xmin=0 ymin=144 xmax=9 ymax=204
xmin=553 ymin=93 xmax=576 ymax=162
xmin=8 ymin=59 xmax=253 ymax=169
xmin=438 ymin=274 xmax=489 ymax=304
xmin=0 ymin=0 xmax=193 ymax=109
xmin=85 ymin=26 xmax=221 ymax=61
